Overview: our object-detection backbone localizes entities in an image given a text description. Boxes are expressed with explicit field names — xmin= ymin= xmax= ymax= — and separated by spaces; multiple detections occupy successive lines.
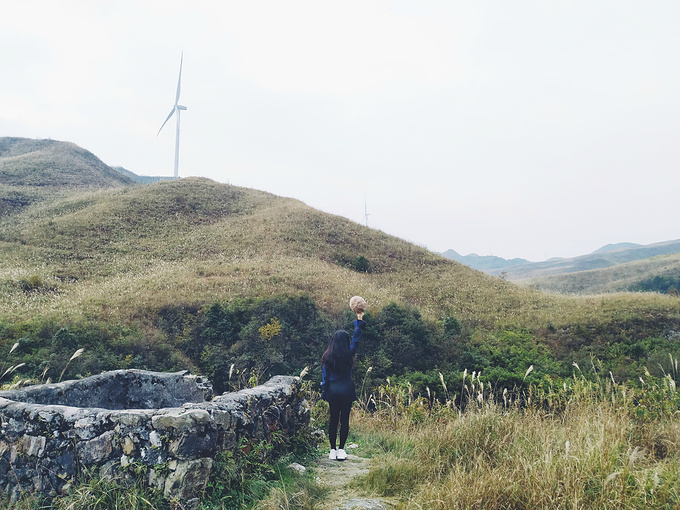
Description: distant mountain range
xmin=440 ymin=250 xmax=531 ymax=272
xmin=442 ymin=240 xmax=680 ymax=294
xmin=519 ymin=251 xmax=680 ymax=295
xmin=591 ymin=242 xmax=643 ymax=254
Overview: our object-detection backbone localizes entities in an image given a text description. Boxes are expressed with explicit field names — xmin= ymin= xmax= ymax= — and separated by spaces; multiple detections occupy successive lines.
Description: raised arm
xmin=349 ymin=316 xmax=366 ymax=355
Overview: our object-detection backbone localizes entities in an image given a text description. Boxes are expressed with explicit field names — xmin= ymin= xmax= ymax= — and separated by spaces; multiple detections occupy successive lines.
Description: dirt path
xmin=313 ymin=445 xmax=396 ymax=510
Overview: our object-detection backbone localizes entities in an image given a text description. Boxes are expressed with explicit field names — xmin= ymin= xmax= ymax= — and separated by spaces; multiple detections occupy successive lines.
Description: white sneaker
xmin=328 ymin=449 xmax=337 ymax=460
xmin=336 ymin=448 xmax=347 ymax=461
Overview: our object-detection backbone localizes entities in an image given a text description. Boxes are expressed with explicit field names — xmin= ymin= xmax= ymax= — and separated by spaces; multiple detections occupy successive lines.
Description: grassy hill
xmin=0 ymin=137 xmax=133 ymax=188
xmin=1 ymin=139 xmax=679 ymax=396
xmin=4 ymin=175 xmax=678 ymax=329
xmin=0 ymin=176 xmax=541 ymax=325
xmin=0 ymin=137 xmax=134 ymax=217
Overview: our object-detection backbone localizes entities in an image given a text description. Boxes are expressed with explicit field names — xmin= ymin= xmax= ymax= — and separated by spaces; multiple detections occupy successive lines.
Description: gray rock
xmin=339 ymin=498 xmax=393 ymax=509
xmin=288 ymin=462 xmax=306 ymax=474
xmin=76 ymin=430 xmax=115 ymax=463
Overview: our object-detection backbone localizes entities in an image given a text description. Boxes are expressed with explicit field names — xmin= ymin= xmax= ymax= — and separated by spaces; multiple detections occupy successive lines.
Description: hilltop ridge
xmin=0 ymin=137 xmax=133 ymax=188
xmin=441 ymin=249 xmax=531 ymax=272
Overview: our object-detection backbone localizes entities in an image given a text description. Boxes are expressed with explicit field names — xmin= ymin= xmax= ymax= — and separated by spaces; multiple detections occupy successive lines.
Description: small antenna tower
xmin=364 ymin=195 xmax=369 ymax=227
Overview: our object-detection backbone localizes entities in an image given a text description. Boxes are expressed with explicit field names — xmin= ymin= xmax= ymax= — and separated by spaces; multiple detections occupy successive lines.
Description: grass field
xmin=296 ymin=365 xmax=680 ymax=510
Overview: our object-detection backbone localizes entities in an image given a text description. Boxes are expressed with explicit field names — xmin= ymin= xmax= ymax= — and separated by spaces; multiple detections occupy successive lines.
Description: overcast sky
xmin=2 ymin=1 xmax=679 ymax=261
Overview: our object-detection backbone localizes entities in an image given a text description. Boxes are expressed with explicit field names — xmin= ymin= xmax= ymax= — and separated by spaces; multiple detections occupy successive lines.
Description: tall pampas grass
xmin=352 ymin=373 xmax=680 ymax=509
xmin=58 ymin=348 xmax=84 ymax=382
xmin=1 ymin=363 xmax=25 ymax=380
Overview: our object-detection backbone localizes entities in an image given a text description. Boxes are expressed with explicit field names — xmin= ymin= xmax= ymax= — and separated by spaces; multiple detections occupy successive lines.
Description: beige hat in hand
xmin=349 ymin=296 xmax=367 ymax=314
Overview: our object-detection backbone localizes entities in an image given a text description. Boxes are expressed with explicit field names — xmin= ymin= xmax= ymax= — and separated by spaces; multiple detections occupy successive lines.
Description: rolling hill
xmin=0 ymin=174 xmax=549 ymax=327
xmin=0 ymin=138 xmax=677 ymax=329
xmin=1 ymin=138 xmax=679 ymax=391
xmin=0 ymin=137 xmax=134 ymax=217
xmin=0 ymin=137 xmax=133 ymax=188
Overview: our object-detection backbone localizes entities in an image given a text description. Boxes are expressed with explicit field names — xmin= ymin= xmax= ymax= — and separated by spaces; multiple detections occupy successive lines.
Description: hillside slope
xmin=0 ymin=177 xmax=547 ymax=327
xmin=1 ymin=176 xmax=678 ymax=335
xmin=1 ymin=139 xmax=676 ymax=334
xmin=0 ymin=137 xmax=133 ymax=188
xmin=0 ymin=137 xmax=134 ymax=217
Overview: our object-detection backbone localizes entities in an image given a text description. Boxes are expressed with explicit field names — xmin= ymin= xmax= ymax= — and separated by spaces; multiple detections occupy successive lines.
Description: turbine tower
xmin=157 ymin=52 xmax=187 ymax=178
xmin=364 ymin=195 xmax=370 ymax=227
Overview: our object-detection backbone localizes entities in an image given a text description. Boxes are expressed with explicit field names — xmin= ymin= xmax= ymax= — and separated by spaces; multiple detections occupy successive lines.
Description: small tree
xmin=353 ymin=255 xmax=370 ymax=273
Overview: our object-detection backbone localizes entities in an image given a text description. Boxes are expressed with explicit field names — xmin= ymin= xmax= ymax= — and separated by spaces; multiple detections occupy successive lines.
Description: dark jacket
xmin=321 ymin=319 xmax=366 ymax=397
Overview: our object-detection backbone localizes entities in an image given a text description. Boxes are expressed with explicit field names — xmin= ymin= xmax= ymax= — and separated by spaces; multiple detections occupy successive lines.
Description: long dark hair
xmin=321 ymin=330 xmax=353 ymax=374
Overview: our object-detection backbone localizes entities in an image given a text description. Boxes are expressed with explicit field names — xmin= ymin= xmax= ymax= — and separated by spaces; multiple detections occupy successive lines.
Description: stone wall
xmin=0 ymin=370 xmax=309 ymax=508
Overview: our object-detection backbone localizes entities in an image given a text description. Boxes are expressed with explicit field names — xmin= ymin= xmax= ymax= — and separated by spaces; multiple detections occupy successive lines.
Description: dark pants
xmin=328 ymin=398 xmax=352 ymax=450
xmin=324 ymin=376 xmax=356 ymax=450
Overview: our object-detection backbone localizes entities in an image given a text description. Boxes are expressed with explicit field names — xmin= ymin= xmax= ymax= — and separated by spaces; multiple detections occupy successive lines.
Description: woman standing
xmin=320 ymin=309 xmax=366 ymax=460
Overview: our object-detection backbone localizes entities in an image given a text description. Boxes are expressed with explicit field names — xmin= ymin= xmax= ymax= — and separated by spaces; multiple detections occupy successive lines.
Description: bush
xmin=157 ymin=295 xmax=332 ymax=394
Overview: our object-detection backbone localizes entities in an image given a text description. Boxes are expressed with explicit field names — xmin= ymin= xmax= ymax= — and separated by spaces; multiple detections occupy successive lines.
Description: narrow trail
xmin=312 ymin=445 xmax=397 ymax=510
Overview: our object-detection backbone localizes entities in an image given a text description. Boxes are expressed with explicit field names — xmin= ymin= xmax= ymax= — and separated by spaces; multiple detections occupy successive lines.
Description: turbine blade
xmin=175 ymin=52 xmax=183 ymax=104
xmin=157 ymin=107 xmax=176 ymax=136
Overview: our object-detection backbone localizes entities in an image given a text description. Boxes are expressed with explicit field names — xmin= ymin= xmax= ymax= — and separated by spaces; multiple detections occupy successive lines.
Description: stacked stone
xmin=0 ymin=370 xmax=309 ymax=508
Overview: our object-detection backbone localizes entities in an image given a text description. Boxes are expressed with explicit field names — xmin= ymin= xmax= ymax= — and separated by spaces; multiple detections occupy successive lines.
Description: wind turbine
xmin=157 ymin=52 xmax=187 ymax=178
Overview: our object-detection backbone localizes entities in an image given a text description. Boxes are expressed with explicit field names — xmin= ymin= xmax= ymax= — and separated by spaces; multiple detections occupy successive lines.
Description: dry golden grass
xmin=351 ymin=378 xmax=680 ymax=509
xmin=0 ymin=177 xmax=678 ymax=332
